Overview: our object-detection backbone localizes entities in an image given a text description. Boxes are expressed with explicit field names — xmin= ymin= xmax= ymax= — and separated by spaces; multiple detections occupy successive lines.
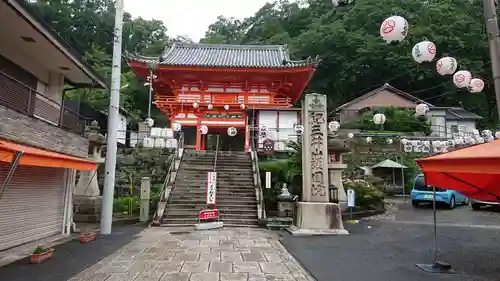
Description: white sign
xmin=206 ymin=172 xmax=217 ymax=205
xmin=347 ymin=189 xmax=356 ymax=207
xmin=265 ymin=172 xmax=271 ymax=189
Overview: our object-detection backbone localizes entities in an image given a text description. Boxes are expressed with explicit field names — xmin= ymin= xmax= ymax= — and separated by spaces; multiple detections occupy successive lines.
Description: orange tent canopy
xmin=0 ymin=139 xmax=97 ymax=171
xmin=416 ymin=139 xmax=500 ymax=202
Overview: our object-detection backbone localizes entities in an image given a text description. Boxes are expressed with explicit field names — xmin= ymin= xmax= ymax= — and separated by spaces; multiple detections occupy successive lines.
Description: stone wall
xmin=0 ymin=105 xmax=88 ymax=157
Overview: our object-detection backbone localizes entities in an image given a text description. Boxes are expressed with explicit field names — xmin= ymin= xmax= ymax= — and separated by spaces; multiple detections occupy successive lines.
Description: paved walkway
xmin=68 ymin=227 xmax=314 ymax=281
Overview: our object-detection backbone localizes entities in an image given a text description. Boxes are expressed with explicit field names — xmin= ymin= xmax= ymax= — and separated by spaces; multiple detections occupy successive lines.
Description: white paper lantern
xmin=477 ymin=137 xmax=485 ymax=144
xmin=473 ymin=129 xmax=480 ymax=137
xmin=432 ymin=140 xmax=440 ymax=148
xmin=436 ymin=57 xmax=458 ymax=76
xmin=172 ymin=122 xmax=182 ymax=132
xmin=347 ymin=133 xmax=354 ymax=139
xmin=240 ymin=103 xmax=246 ymax=109
xmin=293 ymin=124 xmax=303 ymax=135
xmin=464 ymin=135 xmax=473 ymax=144
xmin=332 ymin=0 xmax=349 ymax=7
xmin=380 ymin=15 xmax=409 ymax=43
xmin=453 ymin=70 xmax=472 ymax=88
xmin=482 ymin=130 xmax=493 ymax=138
xmin=387 ymin=138 xmax=393 ymax=144
xmin=412 ymin=41 xmax=436 ymax=63
xmin=193 ymin=102 xmax=199 ymax=108
xmin=224 ymin=105 xmax=230 ymax=110
xmin=487 ymin=136 xmax=495 ymax=142
xmin=422 ymin=145 xmax=430 ymax=153
xmin=199 ymin=125 xmax=208 ymax=135
xmin=208 ymin=104 xmax=213 ymax=110
xmin=447 ymin=139 xmax=455 ymax=147
xmin=495 ymin=131 xmax=500 ymax=139
xmin=373 ymin=113 xmax=386 ymax=125
xmin=144 ymin=117 xmax=154 ymax=128
xmin=468 ymin=78 xmax=485 ymax=93
xmin=401 ymin=138 xmax=408 ymax=145
xmin=404 ymin=144 xmax=413 ymax=152
xmin=415 ymin=103 xmax=429 ymax=116
xmin=328 ymin=121 xmax=340 ymax=133
xmin=227 ymin=127 xmax=237 ymax=137
xmin=366 ymin=137 xmax=372 ymax=144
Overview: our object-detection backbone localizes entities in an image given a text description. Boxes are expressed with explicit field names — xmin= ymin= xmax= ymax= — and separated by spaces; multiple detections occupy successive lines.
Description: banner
xmin=206 ymin=172 xmax=217 ymax=205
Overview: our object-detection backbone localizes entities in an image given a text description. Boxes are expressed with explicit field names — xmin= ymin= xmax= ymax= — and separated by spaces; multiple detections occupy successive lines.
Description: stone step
xmin=168 ymin=198 xmax=257 ymax=204
xmin=169 ymin=190 xmax=255 ymax=196
xmin=161 ymin=217 xmax=259 ymax=226
xmin=174 ymin=180 xmax=254 ymax=185
xmin=164 ymin=210 xmax=257 ymax=218
xmin=175 ymin=174 xmax=254 ymax=179
xmin=172 ymin=186 xmax=255 ymax=192
xmin=166 ymin=204 xmax=257 ymax=210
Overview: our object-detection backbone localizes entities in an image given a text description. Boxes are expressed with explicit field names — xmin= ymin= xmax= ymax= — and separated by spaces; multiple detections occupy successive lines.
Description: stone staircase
xmin=162 ymin=150 xmax=259 ymax=226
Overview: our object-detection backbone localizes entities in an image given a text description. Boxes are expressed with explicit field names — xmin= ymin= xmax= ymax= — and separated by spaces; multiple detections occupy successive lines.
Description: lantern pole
xmin=483 ymin=0 xmax=500 ymax=121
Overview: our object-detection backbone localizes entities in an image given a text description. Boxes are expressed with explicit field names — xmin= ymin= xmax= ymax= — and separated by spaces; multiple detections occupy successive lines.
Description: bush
xmin=343 ymin=179 xmax=384 ymax=209
xmin=113 ymin=196 xmax=140 ymax=215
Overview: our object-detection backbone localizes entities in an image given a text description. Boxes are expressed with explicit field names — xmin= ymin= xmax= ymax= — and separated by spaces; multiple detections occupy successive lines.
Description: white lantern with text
xmin=193 ymin=102 xmax=199 ymax=109
xmin=199 ymin=125 xmax=208 ymax=135
xmin=412 ymin=41 xmax=436 ymax=63
xmin=328 ymin=121 xmax=340 ymax=133
xmin=224 ymin=105 xmax=230 ymax=110
xmin=227 ymin=127 xmax=237 ymax=137
xmin=415 ymin=103 xmax=429 ymax=116
xmin=347 ymin=133 xmax=354 ymax=139
xmin=373 ymin=113 xmax=386 ymax=125
xmin=436 ymin=57 xmax=458 ymax=76
xmin=208 ymin=104 xmax=213 ymax=110
xmin=380 ymin=16 xmax=409 ymax=43
xmin=495 ymin=131 xmax=500 ymax=139
xmin=240 ymin=103 xmax=246 ymax=109
xmin=172 ymin=122 xmax=182 ymax=132
xmin=468 ymin=78 xmax=485 ymax=93
xmin=453 ymin=70 xmax=472 ymax=88
xmin=366 ymin=137 xmax=372 ymax=144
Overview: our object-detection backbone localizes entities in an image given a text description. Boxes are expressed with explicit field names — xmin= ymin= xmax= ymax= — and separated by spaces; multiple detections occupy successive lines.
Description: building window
xmin=450 ymin=125 xmax=458 ymax=133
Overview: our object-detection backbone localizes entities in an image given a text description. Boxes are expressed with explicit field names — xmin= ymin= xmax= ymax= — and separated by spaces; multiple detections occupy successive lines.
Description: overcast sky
xmin=124 ymin=0 xmax=271 ymax=42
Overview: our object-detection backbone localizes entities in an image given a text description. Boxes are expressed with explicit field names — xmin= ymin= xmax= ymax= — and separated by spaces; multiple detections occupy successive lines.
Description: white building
xmin=425 ymin=107 xmax=482 ymax=138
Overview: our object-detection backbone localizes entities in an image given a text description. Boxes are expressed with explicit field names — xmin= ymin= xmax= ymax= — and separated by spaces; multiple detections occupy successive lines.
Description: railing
xmin=155 ymin=96 xmax=293 ymax=109
xmin=0 ymin=71 xmax=88 ymax=135
xmin=213 ymin=135 xmax=220 ymax=172
xmin=152 ymin=132 xmax=185 ymax=225
xmin=251 ymin=141 xmax=266 ymax=220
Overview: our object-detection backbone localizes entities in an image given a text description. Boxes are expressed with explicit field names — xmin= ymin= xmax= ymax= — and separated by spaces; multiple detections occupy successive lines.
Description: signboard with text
xmin=206 ymin=172 xmax=217 ymax=205
xmin=199 ymin=209 xmax=220 ymax=220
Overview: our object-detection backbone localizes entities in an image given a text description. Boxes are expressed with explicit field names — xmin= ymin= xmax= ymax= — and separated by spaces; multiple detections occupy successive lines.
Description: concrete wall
xmin=0 ymin=105 xmax=89 ymax=157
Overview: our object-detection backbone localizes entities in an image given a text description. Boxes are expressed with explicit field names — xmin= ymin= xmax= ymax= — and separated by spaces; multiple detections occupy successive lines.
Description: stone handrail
xmin=251 ymin=143 xmax=266 ymax=220
xmin=152 ymin=132 xmax=184 ymax=225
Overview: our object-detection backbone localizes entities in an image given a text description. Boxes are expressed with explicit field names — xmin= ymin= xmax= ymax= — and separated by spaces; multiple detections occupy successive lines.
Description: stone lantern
xmin=73 ymin=120 xmax=106 ymax=223
xmin=327 ymin=138 xmax=350 ymax=211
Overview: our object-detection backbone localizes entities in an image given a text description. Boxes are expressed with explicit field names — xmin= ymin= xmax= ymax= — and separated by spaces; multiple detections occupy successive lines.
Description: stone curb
xmin=276 ymin=236 xmax=317 ymax=281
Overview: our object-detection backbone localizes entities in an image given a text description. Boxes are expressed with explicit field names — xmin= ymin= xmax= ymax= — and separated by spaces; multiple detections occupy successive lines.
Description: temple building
xmin=126 ymin=43 xmax=319 ymax=152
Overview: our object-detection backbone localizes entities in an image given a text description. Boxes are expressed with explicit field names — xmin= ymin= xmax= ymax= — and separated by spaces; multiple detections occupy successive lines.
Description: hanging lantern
xmin=227 ymin=127 xmax=237 ymax=137
xmin=172 ymin=122 xmax=182 ymax=132
xmin=293 ymin=124 xmax=303 ymax=135
xmin=482 ymin=129 xmax=493 ymax=138
xmin=453 ymin=70 xmax=472 ymax=88
xmin=464 ymin=135 xmax=473 ymax=144
xmin=468 ymin=78 xmax=484 ymax=93
xmin=495 ymin=131 xmax=500 ymax=139
xmin=240 ymin=103 xmax=246 ymax=109
xmin=415 ymin=103 xmax=429 ymax=116
xmin=260 ymin=125 xmax=269 ymax=138
xmin=365 ymin=137 xmax=372 ymax=144
xmin=386 ymin=138 xmax=393 ymax=144
xmin=347 ymin=133 xmax=354 ymax=139
xmin=379 ymin=15 xmax=409 ymax=43
xmin=199 ymin=125 xmax=208 ymax=135
xmin=423 ymin=140 xmax=431 ymax=147
xmin=487 ymin=135 xmax=495 ymax=142
xmin=400 ymin=138 xmax=408 ymax=145
xmin=328 ymin=121 xmax=340 ymax=133
xmin=473 ymin=129 xmax=480 ymax=137
xmin=208 ymin=104 xmax=213 ymax=110
xmin=144 ymin=118 xmax=154 ymax=128
xmin=477 ymin=137 xmax=485 ymax=144
xmin=193 ymin=102 xmax=199 ymax=109
xmin=224 ymin=105 xmax=230 ymax=110
xmin=412 ymin=41 xmax=436 ymax=63
xmin=436 ymin=57 xmax=458 ymax=76
xmin=404 ymin=144 xmax=413 ymax=152
xmin=373 ymin=113 xmax=386 ymax=125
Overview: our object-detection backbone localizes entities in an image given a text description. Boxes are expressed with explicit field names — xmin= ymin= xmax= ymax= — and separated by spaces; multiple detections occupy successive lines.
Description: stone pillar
xmin=140 ymin=177 xmax=151 ymax=222
xmin=73 ymin=121 xmax=106 ymax=223
xmin=287 ymin=94 xmax=348 ymax=236
xmin=327 ymin=139 xmax=350 ymax=211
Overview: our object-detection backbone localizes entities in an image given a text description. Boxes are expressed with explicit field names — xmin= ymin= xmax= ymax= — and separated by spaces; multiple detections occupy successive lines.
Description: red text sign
xmin=199 ymin=209 xmax=220 ymax=220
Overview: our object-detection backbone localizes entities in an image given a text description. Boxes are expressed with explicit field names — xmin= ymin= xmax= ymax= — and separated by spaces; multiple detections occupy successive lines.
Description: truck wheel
xmin=412 ymin=200 xmax=419 ymax=208
xmin=471 ymin=203 xmax=482 ymax=210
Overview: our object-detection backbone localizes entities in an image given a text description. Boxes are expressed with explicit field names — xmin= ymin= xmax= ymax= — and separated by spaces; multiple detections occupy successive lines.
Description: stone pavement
xmin=68 ymin=227 xmax=315 ymax=281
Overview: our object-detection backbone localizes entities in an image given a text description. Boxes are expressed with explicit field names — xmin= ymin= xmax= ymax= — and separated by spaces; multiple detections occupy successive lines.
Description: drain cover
xmin=169 ymin=231 xmax=190 ymax=235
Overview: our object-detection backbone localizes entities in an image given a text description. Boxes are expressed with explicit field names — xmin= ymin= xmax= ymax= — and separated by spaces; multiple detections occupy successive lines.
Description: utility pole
xmin=483 ymin=0 xmax=500 ymax=122
xmin=100 ymin=0 xmax=124 ymax=234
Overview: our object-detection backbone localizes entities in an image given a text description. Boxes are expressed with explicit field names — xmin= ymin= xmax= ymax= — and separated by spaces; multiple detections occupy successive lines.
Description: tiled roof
xmin=125 ymin=43 xmax=320 ymax=68
xmin=445 ymin=108 xmax=482 ymax=120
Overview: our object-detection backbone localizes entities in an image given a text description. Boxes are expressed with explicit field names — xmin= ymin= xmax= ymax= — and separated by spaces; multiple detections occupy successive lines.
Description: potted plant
xmin=79 ymin=232 xmax=96 ymax=243
xmin=30 ymin=246 xmax=54 ymax=264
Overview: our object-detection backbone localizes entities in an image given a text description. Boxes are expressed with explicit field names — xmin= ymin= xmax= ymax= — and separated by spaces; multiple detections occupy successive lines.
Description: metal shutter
xmin=0 ymin=163 xmax=67 ymax=251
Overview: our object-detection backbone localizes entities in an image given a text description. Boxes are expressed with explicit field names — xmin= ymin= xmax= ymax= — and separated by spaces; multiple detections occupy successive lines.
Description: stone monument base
xmin=73 ymin=196 xmax=102 ymax=223
xmin=286 ymin=202 xmax=349 ymax=236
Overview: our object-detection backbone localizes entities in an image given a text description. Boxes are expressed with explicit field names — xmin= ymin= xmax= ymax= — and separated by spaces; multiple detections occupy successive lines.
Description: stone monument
xmin=328 ymin=138 xmax=351 ymax=211
xmin=277 ymin=184 xmax=296 ymax=217
xmin=287 ymin=93 xmax=348 ymax=235
xmin=73 ymin=121 xmax=106 ymax=222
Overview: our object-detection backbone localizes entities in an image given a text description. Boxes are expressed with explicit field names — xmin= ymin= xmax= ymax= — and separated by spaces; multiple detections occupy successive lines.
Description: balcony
xmin=0 ymin=70 xmax=88 ymax=135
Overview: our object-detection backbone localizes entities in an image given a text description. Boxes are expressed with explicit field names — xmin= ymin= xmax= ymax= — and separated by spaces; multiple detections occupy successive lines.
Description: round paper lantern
xmin=453 ymin=70 xmax=472 ymax=88
xmin=240 ymin=103 xmax=246 ymax=109
xmin=293 ymin=125 xmax=303 ymax=135
xmin=482 ymin=129 xmax=493 ymax=138
xmin=380 ymin=15 xmax=409 ymax=43
xmin=193 ymin=102 xmax=199 ymax=108
xmin=412 ymin=41 xmax=436 ymax=63
xmin=487 ymin=135 xmax=495 ymax=142
xmin=207 ymin=104 xmax=213 ymax=110
xmin=199 ymin=125 xmax=208 ymax=135
xmin=423 ymin=140 xmax=431 ymax=147
xmin=477 ymin=137 xmax=485 ymax=144
xmin=468 ymin=78 xmax=484 ymax=93
xmin=347 ymin=133 xmax=354 ymax=139
xmin=415 ymin=103 xmax=429 ymax=116
xmin=224 ymin=105 xmax=230 ymax=110
xmin=495 ymin=131 xmax=500 ymax=139
xmin=144 ymin=117 xmax=154 ymax=127
xmin=436 ymin=57 xmax=458 ymax=76
xmin=366 ymin=137 xmax=372 ymax=144
xmin=172 ymin=122 xmax=182 ymax=132
xmin=373 ymin=113 xmax=386 ymax=125
xmin=227 ymin=127 xmax=237 ymax=137
xmin=464 ymin=135 xmax=473 ymax=144
xmin=328 ymin=121 xmax=340 ymax=133
xmin=387 ymin=138 xmax=393 ymax=144
xmin=401 ymin=138 xmax=408 ymax=145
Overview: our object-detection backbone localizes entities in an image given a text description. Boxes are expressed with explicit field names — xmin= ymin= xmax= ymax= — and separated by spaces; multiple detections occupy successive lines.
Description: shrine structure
xmin=126 ymin=43 xmax=319 ymax=151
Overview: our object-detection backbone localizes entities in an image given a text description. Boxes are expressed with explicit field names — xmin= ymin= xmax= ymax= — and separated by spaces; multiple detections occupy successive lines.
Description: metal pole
xmin=483 ymin=0 xmax=500 ymax=120
xmin=147 ymin=68 xmax=153 ymax=118
xmin=100 ymin=0 xmax=124 ymax=235
xmin=432 ymin=184 xmax=437 ymax=265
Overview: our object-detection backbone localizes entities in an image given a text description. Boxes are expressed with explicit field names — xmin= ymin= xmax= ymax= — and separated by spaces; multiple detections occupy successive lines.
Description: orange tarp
xmin=0 ymin=139 xmax=97 ymax=171
xmin=416 ymin=139 xmax=500 ymax=202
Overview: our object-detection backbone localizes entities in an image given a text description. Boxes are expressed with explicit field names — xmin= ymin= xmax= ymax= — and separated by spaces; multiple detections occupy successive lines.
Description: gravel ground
xmin=281 ymin=199 xmax=500 ymax=281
